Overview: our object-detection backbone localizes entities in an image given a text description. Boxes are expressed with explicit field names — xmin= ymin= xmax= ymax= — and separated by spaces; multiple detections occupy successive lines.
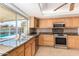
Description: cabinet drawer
xmin=44 ymin=39 xmax=54 ymax=42
xmin=44 ymin=41 xmax=54 ymax=46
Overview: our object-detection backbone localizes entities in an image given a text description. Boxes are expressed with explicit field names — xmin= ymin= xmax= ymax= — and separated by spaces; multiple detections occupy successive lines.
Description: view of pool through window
xmin=0 ymin=4 xmax=29 ymax=47
xmin=0 ymin=19 xmax=29 ymax=47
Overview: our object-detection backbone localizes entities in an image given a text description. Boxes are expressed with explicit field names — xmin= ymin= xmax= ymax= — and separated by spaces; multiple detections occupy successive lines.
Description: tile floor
xmin=35 ymin=46 xmax=79 ymax=56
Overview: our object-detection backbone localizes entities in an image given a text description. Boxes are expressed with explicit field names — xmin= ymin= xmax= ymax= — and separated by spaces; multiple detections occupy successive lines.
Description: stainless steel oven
xmin=54 ymin=34 xmax=67 ymax=45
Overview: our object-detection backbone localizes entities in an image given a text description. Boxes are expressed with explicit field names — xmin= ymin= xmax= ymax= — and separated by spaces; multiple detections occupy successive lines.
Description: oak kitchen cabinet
xmin=39 ymin=18 xmax=65 ymax=28
xmin=39 ymin=34 xmax=55 ymax=46
xmin=39 ymin=19 xmax=53 ymax=28
xmin=53 ymin=17 xmax=79 ymax=28
xmin=52 ymin=18 xmax=65 ymax=24
xmin=64 ymin=17 xmax=73 ymax=27
xmin=23 ymin=37 xmax=36 ymax=56
xmin=31 ymin=38 xmax=35 ymax=55
xmin=7 ymin=37 xmax=36 ymax=56
xmin=72 ymin=17 xmax=79 ymax=27
xmin=8 ymin=44 xmax=24 ymax=56
xmin=25 ymin=41 xmax=32 ymax=56
xmin=30 ymin=16 xmax=39 ymax=28
xmin=35 ymin=35 xmax=39 ymax=53
xmin=64 ymin=17 xmax=79 ymax=28
xmin=67 ymin=35 xmax=79 ymax=49
xmin=39 ymin=17 xmax=79 ymax=28
xmin=7 ymin=49 xmax=17 ymax=56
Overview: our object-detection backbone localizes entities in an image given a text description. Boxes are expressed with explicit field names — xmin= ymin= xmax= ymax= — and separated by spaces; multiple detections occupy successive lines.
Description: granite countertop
xmin=0 ymin=34 xmax=38 ymax=56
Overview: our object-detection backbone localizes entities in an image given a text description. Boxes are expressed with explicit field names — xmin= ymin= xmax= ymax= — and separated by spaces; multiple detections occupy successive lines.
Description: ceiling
xmin=6 ymin=3 xmax=79 ymax=18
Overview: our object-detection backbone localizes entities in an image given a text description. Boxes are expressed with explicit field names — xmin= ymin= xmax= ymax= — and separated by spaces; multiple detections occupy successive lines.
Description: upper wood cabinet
xmin=39 ymin=18 xmax=65 ymax=28
xmin=39 ymin=19 xmax=53 ymax=28
xmin=72 ymin=17 xmax=79 ymax=27
xmin=65 ymin=17 xmax=79 ymax=28
xmin=67 ymin=36 xmax=79 ymax=49
xmin=39 ymin=17 xmax=79 ymax=28
xmin=52 ymin=18 xmax=65 ymax=24
xmin=39 ymin=34 xmax=55 ymax=46
xmin=65 ymin=18 xmax=73 ymax=27
xmin=30 ymin=16 xmax=39 ymax=28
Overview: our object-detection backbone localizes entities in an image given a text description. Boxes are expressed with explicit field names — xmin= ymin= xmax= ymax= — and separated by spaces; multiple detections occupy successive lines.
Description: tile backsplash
xmin=37 ymin=28 xmax=52 ymax=33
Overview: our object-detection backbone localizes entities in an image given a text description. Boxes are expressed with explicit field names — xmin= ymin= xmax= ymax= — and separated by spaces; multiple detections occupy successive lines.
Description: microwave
xmin=53 ymin=23 xmax=65 ymax=27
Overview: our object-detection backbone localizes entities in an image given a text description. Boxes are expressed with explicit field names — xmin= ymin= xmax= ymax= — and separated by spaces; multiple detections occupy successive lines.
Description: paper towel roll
xmin=15 ymin=34 xmax=20 ymax=40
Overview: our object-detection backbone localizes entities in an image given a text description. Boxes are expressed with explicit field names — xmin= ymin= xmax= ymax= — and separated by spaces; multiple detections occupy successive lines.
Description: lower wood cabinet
xmin=39 ymin=34 xmax=55 ymax=46
xmin=35 ymin=36 xmax=39 ymax=53
xmin=67 ymin=36 xmax=79 ymax=49
xmin=24 ymin=38 xmax=35 ymax=56
xmin=25 ymin=44 xmax=32 ymax=56
xmin=7 ymin=37 xmax=36 ymax=56
xmin=31 ymin=39 xmax=35 ymax=55
xmin=8 ymin=44 xmax=24 ymax=56
xmin=16 ymin=44 xmax=24 ymax=56
xmin=17 ymin=52 xmax=24 ymax=56
xmin=7 ymin=50 xmax=17 ymax=56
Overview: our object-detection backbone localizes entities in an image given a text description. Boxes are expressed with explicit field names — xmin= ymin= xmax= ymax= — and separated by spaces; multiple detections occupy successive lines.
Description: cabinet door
xmin=30 ymin=17 xmax=39 ymax=28
xmin=31 ymin=39 xmax=35 ymax=56
xmin=15 ymin=45 xmax=24 ymax=56
xmin=43 ymin=41 xmax=54 ymax=46
xmin=39 ymin=19 xmax=52 ymax=28
xmin=43 ymin=34 xmax=55 ymax=46
xmin=68 ymin=36 xmax=76 ymax=48
xmin=25 ymin=44 xmax=32 ymax=56
xmin=35 ymin=37 xmax=39 ymax=53
xmin=43 ymin=34 xmax=54 ymax=42
xmin=8 ymin=50 xmax=17 ymax=56
xmin=30 ymin=16 xmax=35 ymax=28
xmin=8 ymin=45 xmax=24 ymax=56
xmin=75 ymin=36 xmax=79 ymax=48
xmin=72 ymin=17 xmax=79 ymax=27
xmin=39 ymin=34 xmax=55 ymax=46
xmin=17 ymin=51 xmax=24 ymax=56
xmin=39 ymin=34 xmax=44 ymax=45
xmin=65 ymin=18 xmax=73 ymax=27
xmin=34 ymin=18 xmax=39 ymax=28
xmin=52 ymin=18 xmax=64 ymax=24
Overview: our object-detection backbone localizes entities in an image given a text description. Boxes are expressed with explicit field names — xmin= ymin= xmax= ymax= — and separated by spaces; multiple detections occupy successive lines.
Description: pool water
xmin=0 ymin=33 xmax=17 ymax=47
xmin=0 ymin=34 xmax=15 ymax=37
xmin=0 ymin=39 xmax=17 ymax=47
